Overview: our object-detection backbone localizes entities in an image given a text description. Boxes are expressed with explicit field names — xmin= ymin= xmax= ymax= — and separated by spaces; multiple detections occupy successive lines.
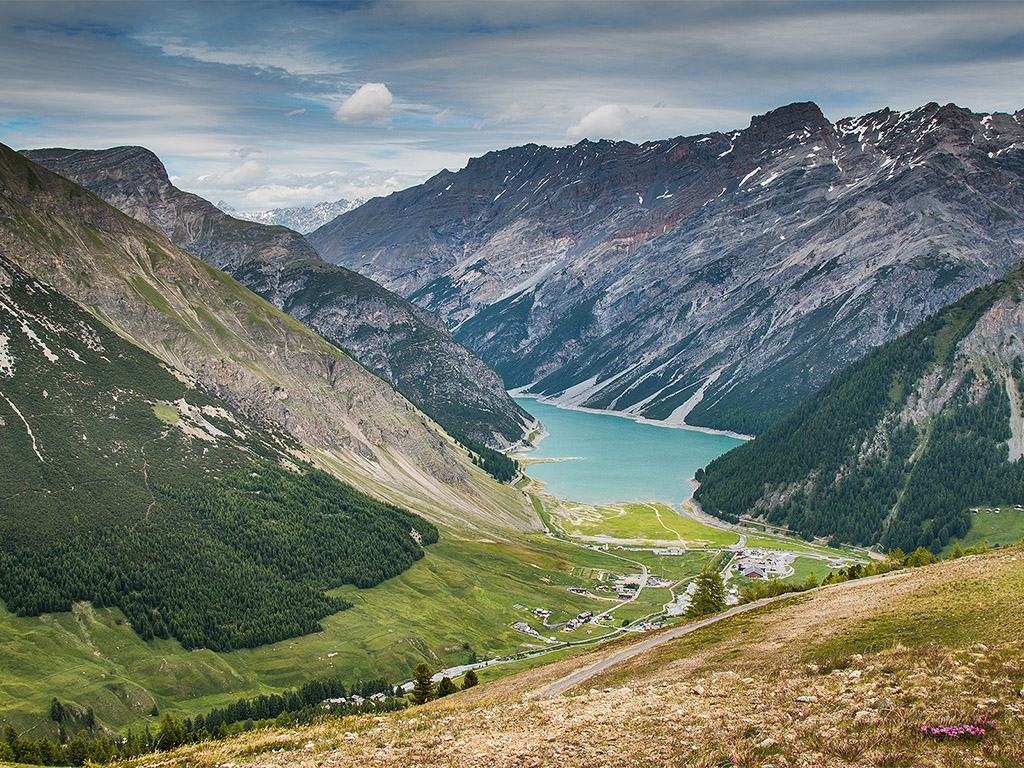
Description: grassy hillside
xmin=0 ymin=530 xmax=671 ymax=737
xmin=0 ymin=254 xmax=439 ymax=656
xmin=86 ymin=545 xmax=1024 ymax=768
xmin=695 ymin=268 xmax=1024 ymax=553
xmin=0 ymin=141 xmax=537 ymax=537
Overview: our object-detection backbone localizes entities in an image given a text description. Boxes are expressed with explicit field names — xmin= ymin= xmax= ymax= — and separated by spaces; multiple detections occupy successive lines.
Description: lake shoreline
xmin=512 ymin=395 xmax=745 ymax=509
xmin=509 ymin=390 xmax=754 ymax=442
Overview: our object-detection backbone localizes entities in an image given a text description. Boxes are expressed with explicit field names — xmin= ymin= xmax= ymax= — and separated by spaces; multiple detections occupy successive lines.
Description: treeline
xmin=0 ymin=260 xmax=439 ymax=651
xmin=2 ymin=677 xmax=404 ymax=767
xmin=453 ymin=432 xmax=519 ymax=483
xmin=695 ymin=270 xmax=1024 ymax=553
xmin=387 ymin=382 xmax=520 ymax=484
xmin=0 ymin=462 xmax=438 ymax=650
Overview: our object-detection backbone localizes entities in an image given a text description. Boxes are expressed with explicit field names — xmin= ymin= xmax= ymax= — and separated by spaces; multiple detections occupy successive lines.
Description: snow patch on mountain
xmin=221 ymin=199 xmax=363 ymax=233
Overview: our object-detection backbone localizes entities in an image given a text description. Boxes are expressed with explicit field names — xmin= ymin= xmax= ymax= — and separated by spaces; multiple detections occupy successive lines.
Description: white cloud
xmin=432 ymin=108 xmax=454 ymax=123
xmin=197 ymin=159 xmax=269 ymax=187
xmin=565 ymin=104 xmax=642 ymax=142
xmin=334 ymin=83 xmax=394 ymax=124
xmin=285 ymin=108 xmax=306 ymax=118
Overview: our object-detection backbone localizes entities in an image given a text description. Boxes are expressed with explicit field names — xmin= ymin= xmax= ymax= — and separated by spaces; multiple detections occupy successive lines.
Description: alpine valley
xmin=3 ymin=98 xmax=1024 ymax=768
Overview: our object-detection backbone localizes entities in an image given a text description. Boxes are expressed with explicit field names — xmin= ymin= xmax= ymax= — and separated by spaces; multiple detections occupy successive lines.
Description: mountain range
xmin=310 ymin=101 xmax=1024 ymax=435
xmin=218 ymin=199 xmax=363 ymax=234
xmin=23 ymin=146 xmax=530 ymax=450
xmin=0 ymin=142 xmax=534 ymax=534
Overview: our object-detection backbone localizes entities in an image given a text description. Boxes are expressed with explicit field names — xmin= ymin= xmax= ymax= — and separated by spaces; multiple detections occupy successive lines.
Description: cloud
xmin=285 ymin=108 xmax=306 ymax=118
xmin=565 ymin=104 xmax=642 ymax=142
xmin=334 ymin=83 xmax=394 ymax=124
xmin=197 ymin=159 xmax=269 ymax=187
xmin=432 ymin=108 xmax=454 ymax=123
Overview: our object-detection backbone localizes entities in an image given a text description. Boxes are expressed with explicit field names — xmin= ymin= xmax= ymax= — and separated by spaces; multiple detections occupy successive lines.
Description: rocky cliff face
xmin=0 ymin=143 xmax=536 ymax=533
xmin=22 ymin=147 xmax=531 ymax=449
xmin=310 ymin=101 xmax=1024 ymax=434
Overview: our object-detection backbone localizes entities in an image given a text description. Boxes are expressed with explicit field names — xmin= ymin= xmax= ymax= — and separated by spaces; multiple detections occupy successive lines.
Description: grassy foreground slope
xmin=128 ymin=545 xmax=1024 ymax=768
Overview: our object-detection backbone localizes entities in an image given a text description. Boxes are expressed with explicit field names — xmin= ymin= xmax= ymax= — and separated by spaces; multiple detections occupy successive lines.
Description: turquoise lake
xmin=514 ymin=397 xmax=746 ymax=507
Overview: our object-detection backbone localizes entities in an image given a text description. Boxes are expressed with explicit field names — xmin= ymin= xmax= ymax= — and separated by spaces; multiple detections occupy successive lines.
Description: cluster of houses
xmin=971 ymin=505 xmax=1023 ymax=513
xmin=732 ymin=549 xmax=791 ymax=579
xmin=561 ymin=611 xmax=594 ymax=632
xmin=321 ymin=692 xmax=387 ymax=709
xmin=511 ymin=620 xmax=559 ymax=644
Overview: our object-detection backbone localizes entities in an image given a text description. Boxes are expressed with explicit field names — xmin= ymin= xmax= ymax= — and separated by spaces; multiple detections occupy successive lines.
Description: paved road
xmin=541 ymin=594 xmax=786 ymax=698
xmin=541 ymin=567 xmax=902 ymax=699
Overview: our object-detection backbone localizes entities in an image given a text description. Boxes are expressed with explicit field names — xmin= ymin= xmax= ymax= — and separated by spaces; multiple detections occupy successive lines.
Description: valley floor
xmin=118 ymin=546 xmax=1024 ymax=768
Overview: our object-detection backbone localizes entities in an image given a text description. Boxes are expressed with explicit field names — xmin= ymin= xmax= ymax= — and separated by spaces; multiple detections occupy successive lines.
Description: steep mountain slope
xmin=311 ymin=101 xmax=1024 ymax=434
xmin=0 ymin=254 xmax=437 ymax=651
xmin=220 ymin=199 xmax=363 ymax=233
xmin=22 ymin=147 xmax=530 ymax=449
xmin=0 ymin=142 xmax=535 ymax=533
xmin=695 ymin=265 xmax=1024 ymax=552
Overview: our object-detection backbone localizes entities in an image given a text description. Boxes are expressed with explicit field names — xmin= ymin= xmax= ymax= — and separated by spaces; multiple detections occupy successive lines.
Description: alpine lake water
xmin=514 ymin=397 xmax=747 ymax=508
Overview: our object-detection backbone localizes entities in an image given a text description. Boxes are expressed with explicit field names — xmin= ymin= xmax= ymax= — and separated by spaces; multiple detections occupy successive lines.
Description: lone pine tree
xmin=410 ymin=663 xmax=435 ymax=705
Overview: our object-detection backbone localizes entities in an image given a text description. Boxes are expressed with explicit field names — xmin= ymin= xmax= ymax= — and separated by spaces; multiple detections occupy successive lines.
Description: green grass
xmin=0 ymin=532 xmax=676 ymax=736
xmin=555 ymin=503 xmax=739 ymax=546
xmin=939 ymin=507 xmax=1024 ymax=556
xmin=782 ymin=556 xmax=845 ymax=585
xmin=152 ymin=403 xmax=180 ymax=424
xmin=805 ymin=553 xmax=1024 ymax=662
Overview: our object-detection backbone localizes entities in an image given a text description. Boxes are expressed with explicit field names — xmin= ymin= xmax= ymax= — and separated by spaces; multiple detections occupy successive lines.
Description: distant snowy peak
xmin=223 ymin=199 xmax=364 ymax=233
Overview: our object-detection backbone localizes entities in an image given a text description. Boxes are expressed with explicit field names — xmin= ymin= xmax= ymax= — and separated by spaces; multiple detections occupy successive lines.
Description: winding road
xmin=540 ymin=595 xmax=785 ymax=698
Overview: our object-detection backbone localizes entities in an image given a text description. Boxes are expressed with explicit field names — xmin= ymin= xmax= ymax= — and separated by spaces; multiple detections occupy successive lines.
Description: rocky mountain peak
xmin=742 ymin=101 xmax=832 ymax=146
xmin=749 ymin=101 xmax=827 ymax=131
xmin=24 ymin=145 xmax=169 ymax=186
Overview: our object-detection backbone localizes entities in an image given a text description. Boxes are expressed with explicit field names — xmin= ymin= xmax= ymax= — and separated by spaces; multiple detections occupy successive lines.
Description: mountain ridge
xmin=694 ymin=262 xmax=1024 ymax=552
xmin=310 ymin=100 xmax=1024 ymax=435
xmin=0 ymin=142 xmax=535 ymax=534
xmin=22 ymin=146 xmax=531 ymax=449
xmin=218 ymin=199 xmax=363 ymax=234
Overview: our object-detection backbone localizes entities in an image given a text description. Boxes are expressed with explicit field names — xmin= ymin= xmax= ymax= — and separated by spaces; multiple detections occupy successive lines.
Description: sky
xmin=2 ymin=0 xmax=1023 ymax=212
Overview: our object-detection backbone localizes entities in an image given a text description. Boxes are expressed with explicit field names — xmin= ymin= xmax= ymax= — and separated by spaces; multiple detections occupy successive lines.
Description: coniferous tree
xmin=410 ymin=663 xmax=435 ymax=705
xmin=49 ymin=698 xmax=66 ymax=724
xmin=461 ymin=669 xmax=479 ymax=690
xmin=686 ymin=570 xmax=726 ymax=618
xmin=154 ymin=714 xmax=187 ymax=751
xmin=436 ymin=677 xmax=458 ymax=698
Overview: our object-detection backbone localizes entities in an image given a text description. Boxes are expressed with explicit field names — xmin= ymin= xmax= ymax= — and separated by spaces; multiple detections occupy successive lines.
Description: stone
xmin=873 ymin=697 xmax=894 ymax=712
xmin=757 ymin=737 xmax=777 ymax=749
xmin=796 ymin=696 xmax=818 ymax=703
xmin=853 ymin=710 xmax=876 ymax=726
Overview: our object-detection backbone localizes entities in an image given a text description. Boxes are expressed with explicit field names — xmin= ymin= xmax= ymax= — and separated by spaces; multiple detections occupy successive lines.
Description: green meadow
xmin=553 ymin=502 xmax=739 ymax=547
xmin=939 ymin=507 xmax=1024 ymax=556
